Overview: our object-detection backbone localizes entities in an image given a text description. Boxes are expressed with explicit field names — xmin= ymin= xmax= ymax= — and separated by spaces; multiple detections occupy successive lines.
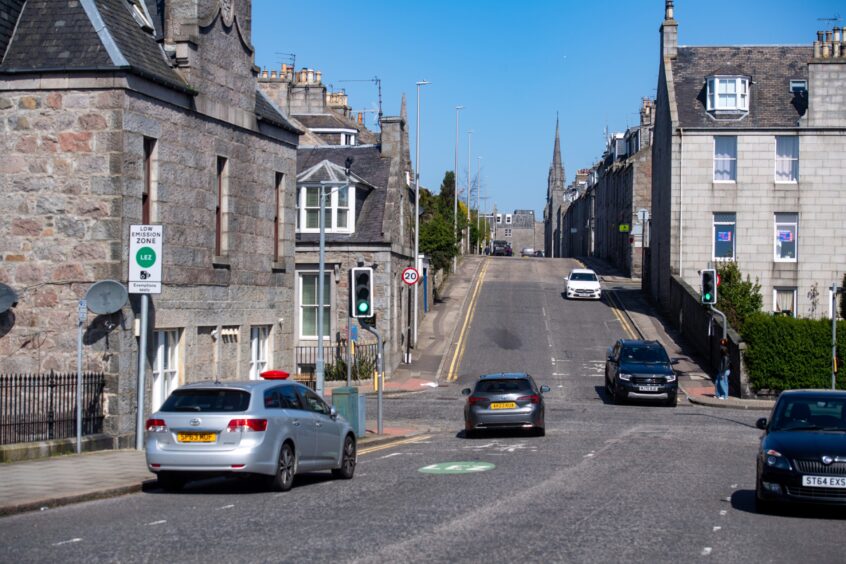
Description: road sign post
xmin=129 ymin=225 xmax=163 ymax=450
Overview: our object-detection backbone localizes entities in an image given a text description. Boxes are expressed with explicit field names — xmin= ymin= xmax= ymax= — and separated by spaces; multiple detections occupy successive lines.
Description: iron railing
xmin=0 ymin=371 xmax=106 ymax=445
xmin=295 ymin=343 xmax=379 ymax=381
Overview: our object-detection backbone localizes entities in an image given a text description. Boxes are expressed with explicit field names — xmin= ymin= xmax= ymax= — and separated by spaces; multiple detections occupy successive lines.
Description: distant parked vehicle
xmin=534 ymin=250 xmax=544 ymax=257
xmin=492 ymin=240 xmax=509 ymax=256
xmin=145 ymin=375 xmax=356 ymax=492
xmin=521 ymin=247 xmax=535 ymax=257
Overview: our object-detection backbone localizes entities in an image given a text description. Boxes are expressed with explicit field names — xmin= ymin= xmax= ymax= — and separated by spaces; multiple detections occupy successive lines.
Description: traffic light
xmin=701 ymin=269 xmax=717 ymax=305
xmin=350 ymin=267 xmax=374 ymax=319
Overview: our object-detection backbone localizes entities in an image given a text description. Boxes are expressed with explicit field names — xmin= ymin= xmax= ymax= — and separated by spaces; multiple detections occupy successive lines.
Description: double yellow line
xmin=358 ymin=434 xmax=431 ymax=455
xmin=446 ymin=259 xmax=490 ymax=382
xmin=606 ymin=290 xmax=638 ymax=339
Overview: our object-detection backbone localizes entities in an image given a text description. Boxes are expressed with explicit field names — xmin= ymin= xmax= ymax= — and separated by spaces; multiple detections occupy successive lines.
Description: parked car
xmin=605 ymin=339 xmax=679 ymax=406
xmin=534 ymin=250 xmax=544 ymax=257
xmin=492 ymin=240 xmax=509 ymax=256
xmin=755 ymin=389 xmax=846 ymax=511
xmin=521 ymin=247 xmax=535 ymax=257
xmin=462 ymin=373 xmax=550 ymax=437
xmin=564 ymin=268 xmax=601 ymax=300
xmin=504 ymin=244 xmax=513 ymax=256
xmin=145 ymin=376 xmax=356 ymax=492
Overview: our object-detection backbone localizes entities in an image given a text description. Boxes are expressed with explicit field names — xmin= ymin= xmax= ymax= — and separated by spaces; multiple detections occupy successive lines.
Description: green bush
xmin=742 ymin=313 xmax=846 ymax=392
xmin=715 ymin=261 xmax=762 ymax=331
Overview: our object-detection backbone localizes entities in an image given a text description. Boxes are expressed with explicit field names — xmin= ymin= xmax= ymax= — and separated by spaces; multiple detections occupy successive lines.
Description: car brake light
xmin=146 ymin=418 xmax=168 ymax=432
xmin=226 ymin=418 xmax=268 ymax=432
xmin=468 ymin=396 xmax=487 ymax=406
xmin=518 ymin=394 xmax=541 ymax=404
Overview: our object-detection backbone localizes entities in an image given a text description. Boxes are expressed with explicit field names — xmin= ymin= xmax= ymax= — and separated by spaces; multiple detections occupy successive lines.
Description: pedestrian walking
xmin=715 ymin=343 xmax=730 ymax=399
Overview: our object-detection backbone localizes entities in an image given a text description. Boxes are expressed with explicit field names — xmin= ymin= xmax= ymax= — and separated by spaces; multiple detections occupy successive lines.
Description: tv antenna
xmin=338 ymin=76 xmax=382 ymax=122
xmin=274 ymin=52 xmax=296 ymax=71
xmin=817 ymin=14 xmax=842 ymax=24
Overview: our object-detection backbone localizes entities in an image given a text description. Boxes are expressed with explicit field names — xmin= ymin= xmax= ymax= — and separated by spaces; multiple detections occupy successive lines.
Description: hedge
xmin=743 ymin=313 xmax=846 ymax=392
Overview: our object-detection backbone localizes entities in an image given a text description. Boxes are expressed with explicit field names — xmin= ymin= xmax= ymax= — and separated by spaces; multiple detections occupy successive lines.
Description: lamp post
xmin=413 ymin=80 xmax=431 ymax=350
xmin=476 ymin=156 xmax=482 ymax=254
xmin=316 ymin=166 xmax=351 ymax=396
xmin=466 ymin=130 xmax=472 ymax=254
xmin=453 ymin=105 xmax=463 ymax=272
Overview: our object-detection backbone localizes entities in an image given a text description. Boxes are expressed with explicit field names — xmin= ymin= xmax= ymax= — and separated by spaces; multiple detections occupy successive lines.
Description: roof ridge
xmin=79 ymin=0 xmax=129 ymax=67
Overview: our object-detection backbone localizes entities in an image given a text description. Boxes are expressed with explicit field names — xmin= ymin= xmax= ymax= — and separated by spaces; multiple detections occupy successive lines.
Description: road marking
xmin=358 ymin=434 xmax=431 ymax=455
xmin=418 ymin=461 xmax=496 ymax=474
xmin=53 ymin=538 xmax=82 ymax=546
xmin=216 ymin=504 xmax=235 ymax=510
xmin=719 ymin=510 xmax=727 ymax=516
xmin=377 ymin=452 xmax=405 ymax=460
xmin=147 ymin=520 xmax=167 ymax=526
xmin=606 ymin=290 xmax=637 ymax=339
xmin=701 ymin=547 xmax=712 ymax=556
xmin=712 ymin=526 xmax=721 ymax=532
xmin=447 ymin=259 xmax=490 ymax=382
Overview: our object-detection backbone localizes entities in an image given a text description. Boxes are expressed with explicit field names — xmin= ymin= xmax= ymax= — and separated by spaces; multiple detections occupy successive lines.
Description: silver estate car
xmin=145 ymin=378 xmax=356 ymax=492
xmin=462 ymin=373 xmax=550 ymax=437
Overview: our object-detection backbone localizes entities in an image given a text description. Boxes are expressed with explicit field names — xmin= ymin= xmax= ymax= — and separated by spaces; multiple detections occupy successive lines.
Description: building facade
xmin=0 ymin=0 xmax=300 ymax=445
xmin=650 ymin=0 xmax=846 ymax=318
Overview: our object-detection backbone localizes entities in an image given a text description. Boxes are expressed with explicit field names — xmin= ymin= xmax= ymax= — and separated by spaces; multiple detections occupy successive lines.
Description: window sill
xmin=774 ymin=259 xmax=798 ymax=264
xmin=774 ymin=182 xmax=799 ymax=190
xmin=212 ymin=256 xmax=231 ymax=269
xmin=712 ymin=181 xmax=737 ymax=186
xmin=271 ymin=261 xmax=286 ymax=272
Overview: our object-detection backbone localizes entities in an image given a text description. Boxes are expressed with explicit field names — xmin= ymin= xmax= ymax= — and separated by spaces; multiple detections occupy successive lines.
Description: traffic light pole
xmin=359 ymin=320 xmax=384 ymax=434
xmin=709 ymin=305 xmax=727 ymax=341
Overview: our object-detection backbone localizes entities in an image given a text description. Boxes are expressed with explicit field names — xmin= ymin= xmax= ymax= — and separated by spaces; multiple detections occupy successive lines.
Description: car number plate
xmin=802 ymin=475 xmax=846 ymax=488
xmin=490 ymin=402 xmax=517 ymax=409
xmin=177 ymin=432 xmax=217 ymax=443
xmin=639 ymin=385 xmax=660 ymax=392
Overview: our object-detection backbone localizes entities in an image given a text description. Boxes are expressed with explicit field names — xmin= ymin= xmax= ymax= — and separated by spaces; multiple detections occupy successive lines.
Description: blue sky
xmin=253 ymin=0 xmax=842 ymax=218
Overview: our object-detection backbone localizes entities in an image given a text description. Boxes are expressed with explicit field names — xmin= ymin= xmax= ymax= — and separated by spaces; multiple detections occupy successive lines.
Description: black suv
xmin=605 ymin=339 xmax=678 ymax=406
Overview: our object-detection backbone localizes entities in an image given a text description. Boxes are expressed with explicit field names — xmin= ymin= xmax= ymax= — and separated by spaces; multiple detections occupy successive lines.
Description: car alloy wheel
xmin=268 ymin=443 xmax=296 ymax=492
xmin=332 ymin=435 xmax=357 ymax=480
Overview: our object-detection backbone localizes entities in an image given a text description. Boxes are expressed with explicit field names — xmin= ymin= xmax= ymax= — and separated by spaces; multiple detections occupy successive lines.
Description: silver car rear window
xmin=475 ymin=379 xmax=532 ymax=394
xmin=160 ymin=389 xmax=251 ymax=412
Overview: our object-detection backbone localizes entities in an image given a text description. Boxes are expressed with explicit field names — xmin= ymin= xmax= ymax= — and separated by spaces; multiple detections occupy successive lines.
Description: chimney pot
xmin=262 ymin=69 xmax=268 ymax=79
xmin=665 ymin=0 xmax=674 ymax=20
xmin=814 ymin=40 xmax=822 ymax=59
xmin=818 ymin=31 xmax=825 ymax=42
xmin=834 ymin=27 xmax=842 ymax=42
xmin=270 ymin=70 xmax=277 ymax=79
xmin=307 ymin=69 xmax=314 ymax=83
xmin=823 ymin=40 xmax=831 ymax=59
xmin=315 ymin=70 xmax=322 ymax=84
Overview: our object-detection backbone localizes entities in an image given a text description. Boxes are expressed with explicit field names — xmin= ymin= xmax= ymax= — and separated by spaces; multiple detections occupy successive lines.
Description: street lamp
xmin=316 ymin=159 xmax=352 ymax=397
xmin=453 ymin=105 xmax=463 ymax=272
xmin=466 ymin=130 xmax=472 ymax=254
xmin=476 ymin=156 xmax=482 ymax=254
xmin=413 ymin=80 xmax=431 ymax=350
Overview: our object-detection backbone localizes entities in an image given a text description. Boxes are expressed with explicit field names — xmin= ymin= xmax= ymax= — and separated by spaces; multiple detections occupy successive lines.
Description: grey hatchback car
xmin=145 ymin=378 xmax=356 ymax=492
xmin=462 ymin=373 xmax=550 ymax=437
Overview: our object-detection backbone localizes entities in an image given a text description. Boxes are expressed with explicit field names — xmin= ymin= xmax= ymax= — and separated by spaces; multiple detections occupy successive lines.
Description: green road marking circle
xmin=418 ymin=461 xmax=496 ymax=474
xmin=136 ymin=247 xmax=156 ymax=268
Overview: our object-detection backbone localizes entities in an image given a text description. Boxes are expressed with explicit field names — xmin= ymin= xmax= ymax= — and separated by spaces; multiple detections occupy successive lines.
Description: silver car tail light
xmin=226 ymin=418 xmax=268 ymax=432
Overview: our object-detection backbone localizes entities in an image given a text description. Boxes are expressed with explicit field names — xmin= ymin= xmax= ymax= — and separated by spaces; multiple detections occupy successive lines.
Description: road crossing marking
xmin=53 ymin=538 xmax=82 ymax=546
xmin=146 ymin=520 xmax=167 ymax=526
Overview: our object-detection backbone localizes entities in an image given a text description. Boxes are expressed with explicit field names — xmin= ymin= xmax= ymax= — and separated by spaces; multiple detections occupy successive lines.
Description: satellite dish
xmin=0 ymin=283 xmax=18 ymax=313
xmin=85 ymin=280 xmax=128 ymax=315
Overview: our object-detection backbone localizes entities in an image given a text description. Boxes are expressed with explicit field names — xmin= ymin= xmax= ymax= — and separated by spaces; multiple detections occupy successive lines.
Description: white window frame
xmin=773 ymin=213 xmax=798 ymax=263
xmin=249 ymin=326 xmax=271 ymax=380
xmin=297 ymin=185 xmax=355 ymax=234
xmin=496 ymin=214 xmax=502 ymax=224
xmin=152 ymin=329 xmax=181 ymax=411
xmin=505 ymin=214 xmax=512 ymax=225
xmin=713 ymin=136 xmax=737 ymax=183
xmin=773 ymin=287 xmax=797 ymax=317
xmin=298 ymin=271 xmax=332 ymax=341
xmin=504 ymin=228 xmax=512 ymax=237
xmin=713 ymin=213 xmax=736 ymax=261
xmin=774 ymin=136 xmax=799 ymax=183
xmin=707 ymin=77 xmax=749 ymax=111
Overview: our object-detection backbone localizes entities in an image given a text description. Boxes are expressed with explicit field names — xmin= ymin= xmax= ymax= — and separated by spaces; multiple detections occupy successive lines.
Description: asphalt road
xmin=1 ymin=257 xmax=843 ymax=563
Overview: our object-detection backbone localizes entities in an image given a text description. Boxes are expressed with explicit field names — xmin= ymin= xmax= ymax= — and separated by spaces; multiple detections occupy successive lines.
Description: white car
xmin=564 ymin=268 xmax=601 ymax=300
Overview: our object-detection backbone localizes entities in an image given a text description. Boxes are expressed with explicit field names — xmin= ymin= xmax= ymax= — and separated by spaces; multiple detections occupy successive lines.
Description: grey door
xmin=278 ymin=385 xmax=317 ymax=467
xmin=301 ymin=389 xmax=343 ymax=467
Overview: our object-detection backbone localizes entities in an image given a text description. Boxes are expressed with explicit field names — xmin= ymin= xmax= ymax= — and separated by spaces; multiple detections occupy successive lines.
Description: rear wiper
xmin=174 ymin=406 xmax=202 ymax=412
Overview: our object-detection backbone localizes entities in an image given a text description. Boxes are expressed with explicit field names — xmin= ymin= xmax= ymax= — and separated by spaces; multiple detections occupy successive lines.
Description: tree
xmin=715 ymin=261 xmax=762 ymax=330
xmin=419 ymin=213 xmax=456 ymax=272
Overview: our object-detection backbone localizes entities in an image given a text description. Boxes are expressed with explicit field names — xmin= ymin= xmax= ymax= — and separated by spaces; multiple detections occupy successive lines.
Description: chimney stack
xmin=358 ymin=112 xmax=363 ymax=125
xmin=660 ymin=0 xmax=678 ymax=60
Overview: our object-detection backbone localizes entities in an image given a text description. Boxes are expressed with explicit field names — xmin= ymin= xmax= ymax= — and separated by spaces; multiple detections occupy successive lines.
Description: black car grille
xmin=631 ymin=376 xmax=670 ymax=385
xmin=786 ymin=486 xmax=846 ymax=499
xmin=794 ymin=459 xmax=846 ymax=475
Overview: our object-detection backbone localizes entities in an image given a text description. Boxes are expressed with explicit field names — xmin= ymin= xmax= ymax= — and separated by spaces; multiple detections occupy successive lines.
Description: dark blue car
xmin=605 ymin=339 xmax=679 ymax=406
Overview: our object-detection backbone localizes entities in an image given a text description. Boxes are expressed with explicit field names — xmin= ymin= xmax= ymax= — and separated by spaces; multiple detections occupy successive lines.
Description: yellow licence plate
xmin=490 ymin=402 xmax=517 ymax=410
xmin=177 ymin=432 xmax=217 ymax=443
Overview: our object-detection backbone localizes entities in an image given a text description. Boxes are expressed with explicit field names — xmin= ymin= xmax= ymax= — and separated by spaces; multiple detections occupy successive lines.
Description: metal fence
xmin=0 ymin=371 xmax=106 ymax=446
xmin=295 ymin=343 xmax=379 ymax=381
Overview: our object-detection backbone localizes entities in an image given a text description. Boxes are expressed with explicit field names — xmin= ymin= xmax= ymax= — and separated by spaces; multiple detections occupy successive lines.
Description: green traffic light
xmin=357 ymin=301 xmax=369 ymax=313
xmin=704 ymin=293 xmax=712 ymax=301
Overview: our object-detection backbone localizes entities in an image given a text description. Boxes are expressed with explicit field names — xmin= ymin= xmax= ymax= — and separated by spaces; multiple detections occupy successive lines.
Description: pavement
xmin=0 ymin=254 xmax=772 ymax=518
xmin=580 ymin=257 xmax=775 ymax=412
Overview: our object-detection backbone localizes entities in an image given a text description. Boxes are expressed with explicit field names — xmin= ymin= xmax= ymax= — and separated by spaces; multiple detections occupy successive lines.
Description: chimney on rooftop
xmin=660 ymin=0 xmax=678 ymax=60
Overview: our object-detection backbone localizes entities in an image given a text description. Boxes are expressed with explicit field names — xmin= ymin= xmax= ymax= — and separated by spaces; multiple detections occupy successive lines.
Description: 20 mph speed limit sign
xmin=402 ymin=267 xmax=420 ymax=286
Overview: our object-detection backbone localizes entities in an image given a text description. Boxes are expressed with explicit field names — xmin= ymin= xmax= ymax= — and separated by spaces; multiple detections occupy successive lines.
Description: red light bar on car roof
xmin=260 ymin=370 xmax=290 ymax=380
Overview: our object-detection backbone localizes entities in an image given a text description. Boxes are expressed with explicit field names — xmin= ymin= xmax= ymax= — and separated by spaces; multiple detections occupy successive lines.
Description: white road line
xmin=701 ymin=547 xmax=712 ymax=556
xmin=712 ymin=526 xmax=721 ymax=532
xmin=377 ymin=452 xmax=404 ymax=460
xmin=53 ymin=538 xmax=82 ymax=546
xmin=216 ymin=504 xmax=235 ymax=510
xmin=146 ymin=520 xmax=167 ymax=526
xmin=719 ymin=510 xmax=727 ymax=516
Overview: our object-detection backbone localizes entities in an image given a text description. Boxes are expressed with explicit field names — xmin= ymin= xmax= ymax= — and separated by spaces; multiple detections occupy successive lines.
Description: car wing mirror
xmin=461 ymin=388 xmax=472 ymax=396
xmin=539 ymin=385 xmax=551 ymax=393
xmin=330 ymin=406 xmax=338 ymax=420
xmin=671 ymin=358 xmax=680 ymax=365
xmin=755 ymin=417 xmax=767 ymax=430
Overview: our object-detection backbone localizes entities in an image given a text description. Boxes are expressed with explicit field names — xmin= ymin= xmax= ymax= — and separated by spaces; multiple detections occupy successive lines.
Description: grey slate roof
xmin=294 ymin=113 xmax=358 ymax=130
xmin=673 ymin=46 xmax=812 ymax=128
xmin=0 ymin=0 xmax=25 ymax=57
xmin=256 ymin=89 xmax=304 ymax=134
xmin=296 ymin=145 xmax=391 ymax=244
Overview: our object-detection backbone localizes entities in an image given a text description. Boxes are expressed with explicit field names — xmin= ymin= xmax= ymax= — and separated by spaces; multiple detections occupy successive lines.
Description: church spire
xmin=548 ymin=114 xmax=565 ymax=192
xmin=552 ymin=113 xmax=562 ymax=170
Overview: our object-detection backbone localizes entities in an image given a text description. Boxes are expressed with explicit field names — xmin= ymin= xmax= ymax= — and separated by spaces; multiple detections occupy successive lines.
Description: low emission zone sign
xmin=129 ymin=225 xmax=163 ymax=294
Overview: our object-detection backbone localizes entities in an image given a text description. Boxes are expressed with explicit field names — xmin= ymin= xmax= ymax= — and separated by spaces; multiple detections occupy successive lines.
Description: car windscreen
xmin=770 ymin=398 xmax=846 ymax=431
xmin=474 ymin=379 xmax=533 ymax=394
xmin=159 ymin=389 xmax=251 ymax=412
xmin=620 ymin=346 xmax=669 ymax=364
xmin=569 ymin=272 xmax=597 ymax=281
